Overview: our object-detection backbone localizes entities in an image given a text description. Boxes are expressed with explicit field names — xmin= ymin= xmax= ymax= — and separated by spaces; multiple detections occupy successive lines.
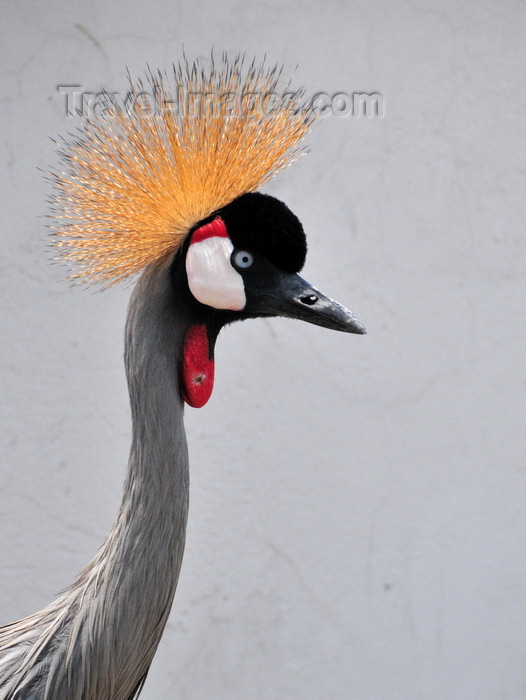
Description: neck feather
xmin=0 ymin=262 xmax=191 ymax=700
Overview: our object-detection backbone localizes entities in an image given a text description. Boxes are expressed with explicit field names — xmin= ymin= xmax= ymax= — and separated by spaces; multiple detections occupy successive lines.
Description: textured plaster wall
xmin=1 ymin=2 xmax=525 ymax=699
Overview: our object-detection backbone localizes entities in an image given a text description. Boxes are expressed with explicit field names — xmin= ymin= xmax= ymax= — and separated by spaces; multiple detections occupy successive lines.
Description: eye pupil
xmin=233 ymin=250 xmax=254 ymax=269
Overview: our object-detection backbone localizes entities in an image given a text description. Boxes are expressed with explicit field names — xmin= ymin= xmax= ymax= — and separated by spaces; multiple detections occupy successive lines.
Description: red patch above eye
xmin=190 ymin=216 xmax=228 ymax=244
xmin=181 ymin=323 xmax=215 ymax=408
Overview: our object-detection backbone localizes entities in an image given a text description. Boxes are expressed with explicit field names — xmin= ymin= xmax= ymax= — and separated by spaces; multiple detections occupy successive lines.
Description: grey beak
xmin=245 ymin=269 xmax=366 ymax=335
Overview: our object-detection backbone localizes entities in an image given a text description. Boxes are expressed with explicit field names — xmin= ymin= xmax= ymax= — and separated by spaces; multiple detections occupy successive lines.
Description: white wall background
xmin=1 ymin=2 xmax=525 ymax=699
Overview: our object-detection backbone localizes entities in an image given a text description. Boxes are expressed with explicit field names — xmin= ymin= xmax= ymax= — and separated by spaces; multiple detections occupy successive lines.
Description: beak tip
xmin=342 ymin=311 xmax=366 ymax=335
xmin=350 ymin=319 xmax=367 ymax=335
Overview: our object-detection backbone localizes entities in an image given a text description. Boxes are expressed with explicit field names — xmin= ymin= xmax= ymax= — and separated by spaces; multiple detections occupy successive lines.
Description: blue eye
xmin=233 ymin=250 xmax=254 ymax=269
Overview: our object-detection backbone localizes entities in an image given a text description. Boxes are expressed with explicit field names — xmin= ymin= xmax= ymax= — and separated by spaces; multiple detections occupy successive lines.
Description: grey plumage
xmin=0 ymin=189 xmax=365 ymax=699
xmin=0 ymin=262 xmax=189 ymax=699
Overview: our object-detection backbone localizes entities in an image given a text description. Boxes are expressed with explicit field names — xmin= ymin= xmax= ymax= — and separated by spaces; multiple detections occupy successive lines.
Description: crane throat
xmin=181 ymin=323 xmax=215 ymax=408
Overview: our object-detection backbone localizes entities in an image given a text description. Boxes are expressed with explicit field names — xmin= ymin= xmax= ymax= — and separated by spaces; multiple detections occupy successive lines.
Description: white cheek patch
xmin=186 ymin=234 xmax=246 ymax=311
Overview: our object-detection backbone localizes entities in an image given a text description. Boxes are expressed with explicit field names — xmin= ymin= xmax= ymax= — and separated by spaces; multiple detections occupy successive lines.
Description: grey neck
xmin=101 ymin=261 xmax=190 ymax=697
xmin=94 ymin=262 xmax=190 ymax=699
xmin=4 ymin=262 xmax=192 ymax=700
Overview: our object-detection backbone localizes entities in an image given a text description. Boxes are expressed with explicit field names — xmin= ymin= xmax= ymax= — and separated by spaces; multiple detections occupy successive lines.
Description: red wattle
xmin=182 ymin=323 xmax=215 ymax=408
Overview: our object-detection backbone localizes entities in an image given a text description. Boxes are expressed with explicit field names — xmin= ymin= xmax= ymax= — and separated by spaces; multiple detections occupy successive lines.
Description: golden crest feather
xmin=50 ymin=55 xmax=316 ymax=286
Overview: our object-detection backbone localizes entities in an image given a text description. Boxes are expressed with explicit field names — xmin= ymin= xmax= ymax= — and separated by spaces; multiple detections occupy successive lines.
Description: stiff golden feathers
xmin=50 ymin=56 xmax=316 ymax=286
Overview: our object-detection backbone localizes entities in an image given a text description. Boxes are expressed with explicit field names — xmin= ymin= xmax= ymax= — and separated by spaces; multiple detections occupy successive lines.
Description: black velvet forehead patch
xmin=217 ymin=192 xmax=307 ymax=273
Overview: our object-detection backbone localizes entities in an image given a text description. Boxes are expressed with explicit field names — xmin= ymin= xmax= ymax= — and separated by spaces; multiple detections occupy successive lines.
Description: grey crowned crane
xmin=0 ymin=57 xmax=365 ymax=700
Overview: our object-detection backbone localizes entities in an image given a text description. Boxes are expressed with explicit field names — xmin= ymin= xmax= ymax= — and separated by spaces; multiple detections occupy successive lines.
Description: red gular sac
xmin=181 ymin=323 xmax=215 ymax=408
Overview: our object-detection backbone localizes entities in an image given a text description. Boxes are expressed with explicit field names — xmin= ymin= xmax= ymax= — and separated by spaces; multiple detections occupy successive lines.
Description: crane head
xmin=49 ymin=56 xmax=366 ymax=408
xmin=179 ymin=191 xmax=365 ymax=408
